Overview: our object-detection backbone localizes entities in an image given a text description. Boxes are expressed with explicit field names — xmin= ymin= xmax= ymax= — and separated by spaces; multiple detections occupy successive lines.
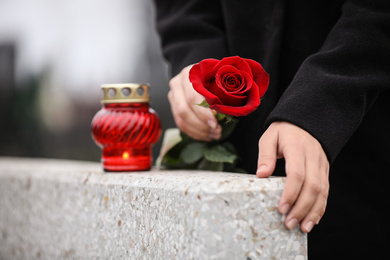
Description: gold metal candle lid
xmin=101 ymin=83 xmax=150 ymax=104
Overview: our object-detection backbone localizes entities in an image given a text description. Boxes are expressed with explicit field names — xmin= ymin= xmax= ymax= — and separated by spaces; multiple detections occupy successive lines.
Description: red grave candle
xmin=91 ymin=83 xmax=161 ymax=171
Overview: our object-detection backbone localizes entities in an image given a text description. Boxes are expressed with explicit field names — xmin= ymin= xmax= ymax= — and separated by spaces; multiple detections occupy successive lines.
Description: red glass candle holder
xmin=91 ymin=83 xmax=161 ymax=171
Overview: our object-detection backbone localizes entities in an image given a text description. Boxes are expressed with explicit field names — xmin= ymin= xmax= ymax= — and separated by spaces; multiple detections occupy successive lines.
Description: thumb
xmin=196 ymin=106 xmax=219 ymax=130
xmin=256 ymin=129 xmax=278 ymax=178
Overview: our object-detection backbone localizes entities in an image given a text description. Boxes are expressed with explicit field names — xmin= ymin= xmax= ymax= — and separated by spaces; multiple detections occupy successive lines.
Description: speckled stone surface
xmin=0 ymin=157 xmax=307 ymax=259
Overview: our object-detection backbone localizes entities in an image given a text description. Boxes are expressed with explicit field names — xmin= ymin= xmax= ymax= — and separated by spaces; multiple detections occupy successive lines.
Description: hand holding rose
xmin=168 ymin=65 xmax=222 ymax=141
xmin=164 ymin=57 xmax=269 ymax=172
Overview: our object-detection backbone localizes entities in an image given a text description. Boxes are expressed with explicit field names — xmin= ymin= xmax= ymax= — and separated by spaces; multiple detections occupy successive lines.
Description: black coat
xmin=154 ymin=0 xmax=390 ymax=258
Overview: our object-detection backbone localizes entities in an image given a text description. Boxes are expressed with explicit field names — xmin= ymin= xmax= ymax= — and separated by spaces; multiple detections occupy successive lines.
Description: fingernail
xmin=210 ymin=127 xmax=221 ymax=135
xmin=280 ymin=203 xmax=290 ymax=215
xmin=304 ymin=221 xmax=314 ymax=233
xmin=207 ymin=119 xmax=217 ymax=129
xmin=257 ymin=165 xmax=267 ymax=173
xmin=256 ymin=165 xmax=268 ymax=177
xmin=209 ymin=133 xmax=221 ymax=140
xmin=286 ymin=218 xmax=298 ymax=229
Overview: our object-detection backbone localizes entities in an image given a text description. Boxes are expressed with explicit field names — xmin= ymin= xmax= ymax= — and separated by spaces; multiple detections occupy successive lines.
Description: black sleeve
xmin=265 ymin=0 xmax=390 ymax=163
xmin=153 ymin=0 xmax=228 ymax=76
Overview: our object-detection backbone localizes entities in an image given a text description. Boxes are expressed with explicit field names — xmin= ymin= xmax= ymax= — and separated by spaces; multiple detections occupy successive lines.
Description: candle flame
xmin=122 ymin=151 xmax=129 ymax=160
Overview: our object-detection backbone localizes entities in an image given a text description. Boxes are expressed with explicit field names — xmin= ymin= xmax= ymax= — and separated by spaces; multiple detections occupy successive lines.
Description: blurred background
xmin=0 ymin=0 xmax=174 ymax=163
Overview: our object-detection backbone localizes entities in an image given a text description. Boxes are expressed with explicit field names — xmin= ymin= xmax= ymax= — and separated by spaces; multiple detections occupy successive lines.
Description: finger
xmin=193 ymin=105 xmax=222 ymax=139
xmin=256 ymin=129 xmax=278 ymax=178
xmin=283 ymin=140 xmax=328 ymax=231
xmin=168 ymin=90 xmax=211 ymax=141
xmin=169 ymin=75 xmax=210 ymax=139
xmin=300 ymin=161 xmax=329 ymax=233
xmin=209 ymin=124 xmax=222 ymax=139
xmin=284 ymin=156 xmax=320 ymax=230
xmin=278 ymin=145 xmax=306 ymax=217
xmin=192 ymin=103 xmax=218 ymax=127
xmin=299 ymin=191 xmax=327 ymax=233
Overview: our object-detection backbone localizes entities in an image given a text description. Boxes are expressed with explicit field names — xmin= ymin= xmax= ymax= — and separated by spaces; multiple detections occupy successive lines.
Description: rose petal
xmin=244 ymin=58 xmax=269 ymax=98
xmin=209 ymin=56 xmax=253 ymax=78
xmin=234 ymin=70 xmax=253 ymax=94
xmin=222 ymin=74 xmax=242 ymax=91
xmin=211 ymin=102 xmax=256 ymax=117
xmin=196 ymin=59 xmax=220 ymax=84
xmin=215 ymin=65 xmax=246 ymax=93
xmin=215 ymin=66 xmax=254 ymax=96
xmin=208 ymin=81 xmax=246 ymax=107
xmin=210 ymin=83 xmax=261 ymax=117
xmin=189 ymin=61 xmax=221 ymax=105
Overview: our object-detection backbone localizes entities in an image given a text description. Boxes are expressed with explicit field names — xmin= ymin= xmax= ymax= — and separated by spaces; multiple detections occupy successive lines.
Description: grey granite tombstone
xmin=0 ymin=157 xmax=307 ymax=259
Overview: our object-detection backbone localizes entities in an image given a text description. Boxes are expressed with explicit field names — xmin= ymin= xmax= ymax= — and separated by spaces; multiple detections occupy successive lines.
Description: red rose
xmin=189 ymin=56 xmax=269 ymax=117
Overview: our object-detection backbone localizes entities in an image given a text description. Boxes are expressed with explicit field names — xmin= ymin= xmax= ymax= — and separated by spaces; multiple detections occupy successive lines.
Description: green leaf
xmin=162 ymin=154 xmax=182 ymax=166
xmin=203 ymin=144 xmax=238 ymax=164
xmin=164 ymin=139 xmax=186 ymax=159
xmin=181 ymin=142 xmax=206 ymax=164
xmin=198 ymin=99 xmax=210 ymax=108
xmin=197 ymin=158 xmax=224 ymax=171
xmin=221 ymin=142 xmax=237 ymax=154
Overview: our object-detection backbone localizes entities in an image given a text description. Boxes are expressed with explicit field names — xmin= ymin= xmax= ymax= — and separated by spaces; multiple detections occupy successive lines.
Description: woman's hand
xmin=168 ymin=64 xmax=222 ymax=141
xmin=257 ymin=121 xmax=330 ymax=233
